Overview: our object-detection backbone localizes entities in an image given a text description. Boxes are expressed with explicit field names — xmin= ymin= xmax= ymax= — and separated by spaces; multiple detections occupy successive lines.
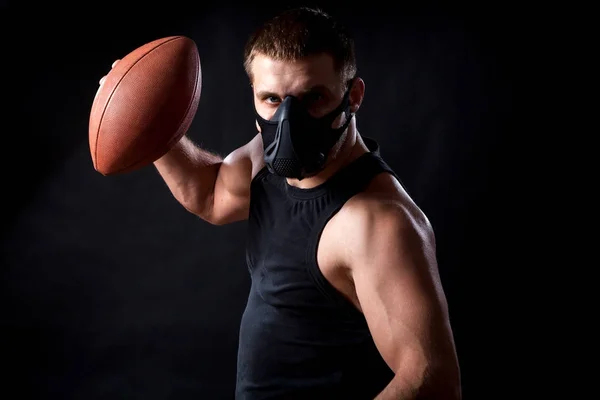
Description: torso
xmin=238 ymin=136 xmax=408 ymax=397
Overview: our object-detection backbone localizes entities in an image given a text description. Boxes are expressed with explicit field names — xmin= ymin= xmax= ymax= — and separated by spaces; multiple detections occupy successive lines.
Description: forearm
xmin=153 ymin=135 xmax=223 ymax=218
xmin=374 ymin=367 xmax=461 ymax=400
xmin=374 ymin=373 xmax=420 ymax=400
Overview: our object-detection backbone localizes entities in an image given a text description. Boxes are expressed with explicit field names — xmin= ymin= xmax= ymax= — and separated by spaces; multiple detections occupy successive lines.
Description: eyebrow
xmin=256 ymin=84 xmax=332 ymax=99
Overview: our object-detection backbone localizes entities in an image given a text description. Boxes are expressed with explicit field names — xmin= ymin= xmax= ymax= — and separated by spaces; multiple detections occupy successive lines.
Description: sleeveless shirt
xmin=236 ymin=137 xmax=399 ymax=399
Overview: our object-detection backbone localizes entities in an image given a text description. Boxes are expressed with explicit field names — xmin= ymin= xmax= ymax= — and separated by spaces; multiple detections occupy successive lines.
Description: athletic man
xmin=100 ymin=7 xmax=461 ymax=399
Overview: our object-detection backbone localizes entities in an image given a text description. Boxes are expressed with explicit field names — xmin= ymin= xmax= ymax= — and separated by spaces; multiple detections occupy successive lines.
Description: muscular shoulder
xmin=346 ymin=172 xmax=432 ymax=230
xmin=327 ymin=172 xmax=436 ymax=267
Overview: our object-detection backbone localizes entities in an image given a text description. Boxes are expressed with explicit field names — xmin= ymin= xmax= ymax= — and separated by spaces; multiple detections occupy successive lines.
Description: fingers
xmin=99 ymin=60 xmax=121 ymax=86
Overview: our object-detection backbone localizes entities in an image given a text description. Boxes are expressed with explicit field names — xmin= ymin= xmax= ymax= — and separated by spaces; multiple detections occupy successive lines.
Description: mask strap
xmin=320 ymin=79 xmax=355 ymax=149
xmin=321 ymin=83 xmax=352 ymax=123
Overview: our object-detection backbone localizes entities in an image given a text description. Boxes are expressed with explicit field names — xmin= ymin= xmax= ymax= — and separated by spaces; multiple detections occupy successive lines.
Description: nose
xmin=271 ymin=96 xmax=298 ymax=122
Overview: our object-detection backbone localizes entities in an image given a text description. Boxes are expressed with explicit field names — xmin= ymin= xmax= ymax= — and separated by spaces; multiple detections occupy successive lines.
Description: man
xmin=101 ymin=7 xmax=461 ymax=399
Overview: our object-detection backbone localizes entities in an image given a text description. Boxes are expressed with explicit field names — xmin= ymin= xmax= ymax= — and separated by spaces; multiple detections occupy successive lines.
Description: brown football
xmin=89 ymin=36 xmax=202 ymax=175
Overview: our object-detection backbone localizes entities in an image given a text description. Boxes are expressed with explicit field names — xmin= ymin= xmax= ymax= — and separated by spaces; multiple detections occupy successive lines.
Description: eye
xmin=265 ymin=96 xmax=281 ymax=105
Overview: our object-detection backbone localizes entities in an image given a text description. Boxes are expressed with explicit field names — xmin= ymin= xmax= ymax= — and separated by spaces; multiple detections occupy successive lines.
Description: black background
xmin=2 ymin=2 xmax=520 ymax=398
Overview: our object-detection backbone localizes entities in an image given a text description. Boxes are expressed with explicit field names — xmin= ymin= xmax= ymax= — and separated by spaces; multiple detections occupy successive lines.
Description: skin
xmin=100 ymin=52 xmax=461 ymax=399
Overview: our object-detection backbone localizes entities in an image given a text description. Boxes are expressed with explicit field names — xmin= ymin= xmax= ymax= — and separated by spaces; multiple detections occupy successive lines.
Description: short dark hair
xmin=243 ymin=7 xmax=357 ymax=84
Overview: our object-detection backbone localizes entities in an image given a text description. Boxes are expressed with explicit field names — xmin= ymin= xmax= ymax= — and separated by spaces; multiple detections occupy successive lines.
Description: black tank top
xmin=236 ymin=137 xmax=399 ymax=399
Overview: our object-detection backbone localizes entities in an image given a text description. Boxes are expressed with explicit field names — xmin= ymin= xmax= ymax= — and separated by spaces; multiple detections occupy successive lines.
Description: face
xmin=251 ymin=53 xmax=357 ymax=129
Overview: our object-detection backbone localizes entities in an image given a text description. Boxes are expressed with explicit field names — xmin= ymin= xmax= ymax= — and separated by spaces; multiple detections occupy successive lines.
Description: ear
xmin=349 ymin=77 xmax=365 ymax=113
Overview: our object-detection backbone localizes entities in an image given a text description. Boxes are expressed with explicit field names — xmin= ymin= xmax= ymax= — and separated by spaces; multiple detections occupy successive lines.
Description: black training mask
xmin=255 ymin=86 xmax=353 ymax=180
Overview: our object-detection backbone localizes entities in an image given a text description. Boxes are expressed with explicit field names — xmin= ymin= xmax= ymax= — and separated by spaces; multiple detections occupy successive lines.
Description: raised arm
xmin=98 ymin=59 xmax=265 ymax=226
xmin=153 ymin=132 xmax=265 ymax=225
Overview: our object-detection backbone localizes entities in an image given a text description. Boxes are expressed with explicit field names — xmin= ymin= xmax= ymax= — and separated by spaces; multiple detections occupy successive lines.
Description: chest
xmin=246 ymin=189 xmax=359 ymax=311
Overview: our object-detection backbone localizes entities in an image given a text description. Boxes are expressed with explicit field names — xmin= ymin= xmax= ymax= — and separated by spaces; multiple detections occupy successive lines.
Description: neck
xmin=286 ymin=122 xmax=368 ymax=189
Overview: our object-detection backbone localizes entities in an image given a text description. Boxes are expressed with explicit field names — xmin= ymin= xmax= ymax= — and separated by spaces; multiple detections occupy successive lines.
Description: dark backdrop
xmin=2 ymin=2 xmax=517 ymax=399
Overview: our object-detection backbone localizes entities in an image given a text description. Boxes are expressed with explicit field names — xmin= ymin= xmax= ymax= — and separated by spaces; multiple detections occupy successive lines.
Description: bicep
xmin=212 ymin=133 xmax=264 ymax=224
xmin=348 ymin=203 xmax=454 ymax=378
